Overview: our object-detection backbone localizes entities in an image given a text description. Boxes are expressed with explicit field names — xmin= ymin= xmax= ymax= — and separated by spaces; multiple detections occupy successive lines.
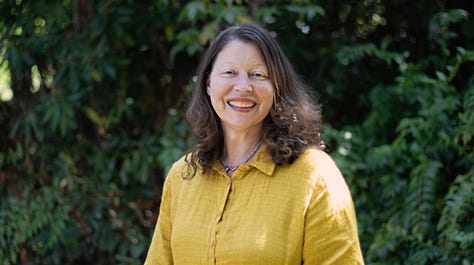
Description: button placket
xmin=216 ymin=183 xmax=230 ymax=223
xmin=209 ymin=174 xmax=233 ymax=264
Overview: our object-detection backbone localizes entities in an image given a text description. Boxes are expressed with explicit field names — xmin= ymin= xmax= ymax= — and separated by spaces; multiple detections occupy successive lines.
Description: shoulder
xmin=278 ymin=147 xmax=343 ymax=187
xmin=168 ymin=155 xmax=189 ymax=174
xmin=305 ymin=149 xmax=353 ymax=211
xmin=292 ymin=148 xmax=352 ymax=206
xmin=292 ymin=148 xmax=341 ymax=177
xmin=163 ymin=154 xmax=191 ymax=188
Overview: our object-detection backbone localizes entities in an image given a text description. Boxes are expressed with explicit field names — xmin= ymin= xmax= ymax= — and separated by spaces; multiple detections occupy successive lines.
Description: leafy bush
xmin=326 ymin=9 xmax=474 ymax=265
xmin=1 ymin=1 xmax=187 ymax=264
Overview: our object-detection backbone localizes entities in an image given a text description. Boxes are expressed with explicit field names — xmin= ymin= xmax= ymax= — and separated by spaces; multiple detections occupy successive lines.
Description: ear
xmin=206 ymin=80 xmax=210 ymax=95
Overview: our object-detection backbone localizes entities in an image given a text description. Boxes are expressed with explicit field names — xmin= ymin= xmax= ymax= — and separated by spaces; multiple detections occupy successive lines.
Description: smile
xmin=227 ymin=101 xmax=256 ymax=108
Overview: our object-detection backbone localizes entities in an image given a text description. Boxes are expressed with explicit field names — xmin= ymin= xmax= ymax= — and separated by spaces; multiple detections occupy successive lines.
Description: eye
xmin=250 ymin=71 xmax=268 ymax=80
xmin=221 ymin=70 xmax=236 ymax=77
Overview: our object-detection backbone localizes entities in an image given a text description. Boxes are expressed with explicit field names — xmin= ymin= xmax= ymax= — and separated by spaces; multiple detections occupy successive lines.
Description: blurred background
xmin=0 ymin=0 xmax=473 ymax=264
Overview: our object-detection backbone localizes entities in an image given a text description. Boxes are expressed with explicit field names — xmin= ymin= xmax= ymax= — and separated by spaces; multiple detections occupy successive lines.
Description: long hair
xmin=185 ymin=23 xmax=322 ymax=177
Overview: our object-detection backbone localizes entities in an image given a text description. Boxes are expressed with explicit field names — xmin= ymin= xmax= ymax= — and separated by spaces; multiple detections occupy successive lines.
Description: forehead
xmin=213 ymin=40 xmax=267 ymax=67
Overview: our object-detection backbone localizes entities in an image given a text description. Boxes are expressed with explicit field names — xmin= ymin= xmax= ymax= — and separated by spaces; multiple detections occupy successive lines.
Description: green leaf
xmin=84 ymin=106 xmax=104 ymax=126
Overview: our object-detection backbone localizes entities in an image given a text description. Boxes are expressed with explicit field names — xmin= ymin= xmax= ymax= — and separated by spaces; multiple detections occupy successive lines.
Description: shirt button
xmin=217 ymin=210 xmax=221 ymax=217
xmin=227 ymin=179 xmax=231 ymax=185
xmin=210 ymin=240 xmax=215 ymax=247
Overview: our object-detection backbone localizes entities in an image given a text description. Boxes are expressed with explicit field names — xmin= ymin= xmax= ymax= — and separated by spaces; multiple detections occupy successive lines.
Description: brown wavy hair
xmin=185 ymin=23 xmax=322 ymax=177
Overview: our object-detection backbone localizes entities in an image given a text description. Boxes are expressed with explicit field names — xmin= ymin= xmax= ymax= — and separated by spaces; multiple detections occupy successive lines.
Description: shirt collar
xmin=248 ymin=145 xmax=275 ymax=176
xmin=211 ymin=144 xmax=275 ymax=177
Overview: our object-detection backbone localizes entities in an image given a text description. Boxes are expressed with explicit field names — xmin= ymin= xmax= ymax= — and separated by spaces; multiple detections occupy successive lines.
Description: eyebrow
xmin=219 ymin=62 xmax=268 ymax=68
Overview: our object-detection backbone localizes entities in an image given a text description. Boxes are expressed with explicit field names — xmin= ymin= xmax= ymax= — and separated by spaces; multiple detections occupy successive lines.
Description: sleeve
xmin=144 ymin=171 xmax=175 ymax=265
xmin=302 ymin=156 xmax=365 ymax=265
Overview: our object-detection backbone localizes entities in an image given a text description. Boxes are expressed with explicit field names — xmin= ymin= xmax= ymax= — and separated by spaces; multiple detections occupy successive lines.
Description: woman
xmin=145 ymin=24 xmax=364 ymax=265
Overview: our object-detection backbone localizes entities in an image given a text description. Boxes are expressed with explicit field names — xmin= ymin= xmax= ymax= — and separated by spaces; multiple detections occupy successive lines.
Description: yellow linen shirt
xmin=144 ymin=146 xmax=364 ymax=265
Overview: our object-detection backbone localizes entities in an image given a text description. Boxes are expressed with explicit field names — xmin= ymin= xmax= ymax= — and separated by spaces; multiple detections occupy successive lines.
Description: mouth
xmin=227 ymin=100 xmax=256 ymax=108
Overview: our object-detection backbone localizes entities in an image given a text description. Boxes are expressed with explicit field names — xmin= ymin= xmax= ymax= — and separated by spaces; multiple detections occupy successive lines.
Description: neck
xmin=222 ymin=131 xmax=263 ymax=167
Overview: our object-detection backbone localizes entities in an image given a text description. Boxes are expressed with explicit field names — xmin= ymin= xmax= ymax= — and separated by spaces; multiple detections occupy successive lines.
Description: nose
xmin=234 ymin=73 xmax=252 ymax=92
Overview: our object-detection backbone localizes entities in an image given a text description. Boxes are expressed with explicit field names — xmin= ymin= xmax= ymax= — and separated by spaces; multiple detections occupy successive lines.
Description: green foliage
xmin=1 ymin=0 xmax=473 ymax=264
xmin=327 ymin=8 xmax=474 ymax=265
xmin=0 ymin=186 xmax=70 ymax=265
xmin=0 ymin=1 xmax=186 ymax=264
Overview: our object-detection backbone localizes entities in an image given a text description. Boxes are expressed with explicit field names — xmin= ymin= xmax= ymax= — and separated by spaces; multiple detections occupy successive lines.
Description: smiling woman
xmin=207 ymin=40 xmax=274 ymax=138
xmin=144 ymin=23 xmax=365 ymax=265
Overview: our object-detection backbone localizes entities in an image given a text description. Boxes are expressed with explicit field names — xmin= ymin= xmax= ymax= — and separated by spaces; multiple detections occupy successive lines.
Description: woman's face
xmin=207 ymin=40 xmax=274 ymax=134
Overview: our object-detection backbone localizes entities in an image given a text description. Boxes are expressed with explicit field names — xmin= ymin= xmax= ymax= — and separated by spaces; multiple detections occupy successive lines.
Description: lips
xmin=227 ymin=100 xmax=256 ymax=108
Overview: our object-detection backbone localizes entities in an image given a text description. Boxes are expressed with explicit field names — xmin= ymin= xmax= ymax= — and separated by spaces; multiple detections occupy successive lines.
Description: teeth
xmin=228 ymin=101 xmax=255 ymax=108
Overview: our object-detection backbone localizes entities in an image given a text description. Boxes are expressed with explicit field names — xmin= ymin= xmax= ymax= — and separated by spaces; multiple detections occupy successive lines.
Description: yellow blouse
xmin=144 ymin=146 xmax=364 ymax=265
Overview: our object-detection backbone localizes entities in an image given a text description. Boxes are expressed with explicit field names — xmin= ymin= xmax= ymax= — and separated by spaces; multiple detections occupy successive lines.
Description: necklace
xmin=221 ymin=141 xmax=263 ymax=175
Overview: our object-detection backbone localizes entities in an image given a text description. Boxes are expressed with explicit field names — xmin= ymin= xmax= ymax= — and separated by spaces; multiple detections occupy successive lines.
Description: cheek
xmin=208 ymin=79 xmax=230 ymax=99
xmin=207 ymin=88 xmax=225 ymax=111
xmin=207 ymin=86 xmax=221 ymax=102
xmin=258 ymin=86 xmax=275 ymax=105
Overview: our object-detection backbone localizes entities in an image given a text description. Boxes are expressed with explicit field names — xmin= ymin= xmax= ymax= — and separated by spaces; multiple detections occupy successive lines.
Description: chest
xmin=170 ymin=169 xmax=312 ymax=265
